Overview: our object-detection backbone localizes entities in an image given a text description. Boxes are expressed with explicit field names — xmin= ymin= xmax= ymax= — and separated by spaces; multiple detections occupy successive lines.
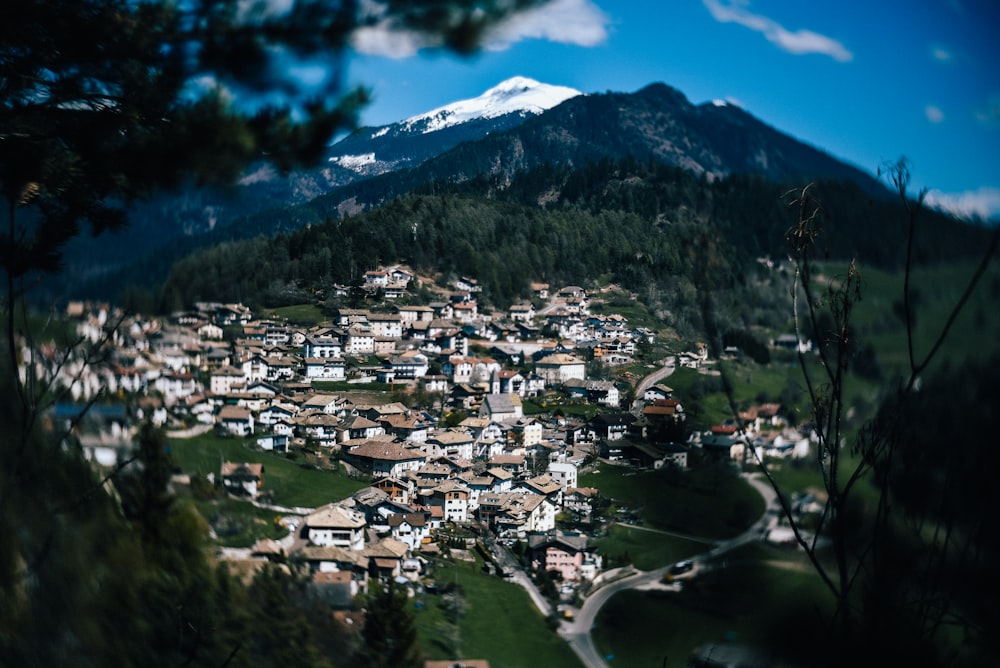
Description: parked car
xmin=669 ymin=560 xmax=694 ymax=575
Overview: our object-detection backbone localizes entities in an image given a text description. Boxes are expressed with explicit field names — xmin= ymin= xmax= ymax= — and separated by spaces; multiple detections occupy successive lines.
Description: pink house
xmin=527 ymin=532 xmax=594 ymax=581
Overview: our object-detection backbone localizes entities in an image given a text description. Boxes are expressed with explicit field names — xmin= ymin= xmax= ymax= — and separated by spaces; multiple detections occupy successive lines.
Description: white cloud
xmin=350 ymin=0 xmax=609 ymax=59
xmin=484 ymin=0 xmax=610 ymax=51
xmin=925 ymin=105 xmax=945 ymax=123
xmin=974 ymin=93 xmax=1000 ymax=127
xmin=931 ymin=45 xmax=953 ymax=62
xmin=702 ymin=0 xmax=853 ymax=62
xmin=925 ymin=187 xmax=1000 ymax=221
xmin=351 ymin=23 xmax=434 ymax=59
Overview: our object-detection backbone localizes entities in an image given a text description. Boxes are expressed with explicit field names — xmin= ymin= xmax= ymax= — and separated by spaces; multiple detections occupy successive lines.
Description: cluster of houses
xmin=40 ymin=275 xmax=672 ymax=452
xmin=230 ymin=445 xmax=606 ymax=602
xmin=217 ymin=403 xmax=607 ymax=602
xmin=35 ymin=277 xmax=811 ymax=608
xmin=50 ymin=274 xmax=656 ymax=409
xmin=698 ymin=402 xmax=810 ymax=463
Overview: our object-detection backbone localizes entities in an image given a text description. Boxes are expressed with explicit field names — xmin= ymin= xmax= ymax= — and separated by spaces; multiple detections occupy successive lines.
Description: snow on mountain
xmin=326 ymin=76 xmax=583 ymax=177
xmin=401 ymin=76 xmax=582 ymax=134
xmin=330 ymin=152 xmax=377 ymax=170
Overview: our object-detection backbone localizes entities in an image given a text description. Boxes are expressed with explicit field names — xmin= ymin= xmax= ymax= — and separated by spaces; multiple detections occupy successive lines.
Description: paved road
xmin=557 ymin=472 xmax=779 ymax=668
xmin=635 ymin=359 xmax=676 ymax=397
xmin=631 ymin=359 xmax=677 ymax=415
xmin=165 ymin=423 xmax=214 ymax=439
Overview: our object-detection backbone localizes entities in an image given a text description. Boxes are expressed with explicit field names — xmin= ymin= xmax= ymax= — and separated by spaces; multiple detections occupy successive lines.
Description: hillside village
xmin=36 ymin=268 xmax=814 ymax=629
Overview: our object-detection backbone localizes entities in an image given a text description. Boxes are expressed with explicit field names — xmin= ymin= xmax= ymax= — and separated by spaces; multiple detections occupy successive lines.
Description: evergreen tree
xmin=358 ymin=581 xmax=422 ymax=668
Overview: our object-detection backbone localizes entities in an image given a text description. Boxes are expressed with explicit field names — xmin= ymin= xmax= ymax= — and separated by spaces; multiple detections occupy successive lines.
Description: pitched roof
xmin=565 ymin=487 xmax=600 ymax=498
xmin=388 ymin=513 xmax=427 ymax=529
xmin=489 ymin=454 xmax=524 ymax=466
xmin=481 ymin=393 xmax=520 ymax=415
xmin=305 ymin=504 xmax=366 ymax=530
xmin=300 ymin=545 xmax=365 ymax=566
xmin=536 ymin=353 xmax=585 ymax=366
xmin=219 ymin=405 xmax=253 ymax=421
xmin=485 ymin=467 xmax=514 ymax=481
xmin=341 ymin=415 xmax=380 ymax=430
xmin=364 ymin=538 xmax=409 ymax=559
xmin=221 ymin=462 xmax=263 ymax=479
xmin=518 ymin=475 xmax=562 ymax=496
xmin=427 ymin=429 xmax=473 ymax=445
xmin=348 ymin=441 xmax=426 ymax=462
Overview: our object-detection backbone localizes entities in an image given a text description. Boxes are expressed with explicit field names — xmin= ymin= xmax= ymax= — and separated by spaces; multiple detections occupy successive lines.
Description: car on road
xmin=669 ymin=560 xmax=694 ymax=576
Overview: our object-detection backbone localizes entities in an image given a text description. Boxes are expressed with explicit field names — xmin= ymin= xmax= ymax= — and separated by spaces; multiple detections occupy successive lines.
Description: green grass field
xmin=187 ymin=496 xmax=287 ymax=548
xmin=259 ymin=303 xmax=328 ymax=325
xmin=415 ymin=558 xmax=583 ymax=668
xmin=580 ymin=462 xmax=764 ymax=541
xmin=592 ymin=548 xmax=833 ymax=666
xmin=814 ymin=260 xmax=1000 ymax=376
xmin=168 ymin=432 xmax=366 ymax=508
xmin=593 ymin=524 xmax=710 ymax=571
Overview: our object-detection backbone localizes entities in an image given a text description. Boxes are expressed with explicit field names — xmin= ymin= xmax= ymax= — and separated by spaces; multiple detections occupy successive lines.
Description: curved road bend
xmin=558 ymin=473 xmax=778 ymax=668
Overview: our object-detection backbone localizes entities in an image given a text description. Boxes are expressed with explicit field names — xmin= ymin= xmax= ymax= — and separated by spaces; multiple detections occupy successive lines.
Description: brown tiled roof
xmin=348 ymin=441 xmax=425 ymax=462
xmin=221 ymin=462 xmax=263 ymax=478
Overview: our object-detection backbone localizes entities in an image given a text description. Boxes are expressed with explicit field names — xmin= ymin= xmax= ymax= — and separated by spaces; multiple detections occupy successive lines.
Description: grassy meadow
xmin=415 ymin=558 xmax=583 ymax=668
xmin=579 ymin=462 xmax=765 ymax=541
xmin=594 ymin=524 xmax=710 ymax=571
xmin=592 ymin=543 xmax=833 ymax=666
xmin=168 ymin=432 xmax=367 ymax=508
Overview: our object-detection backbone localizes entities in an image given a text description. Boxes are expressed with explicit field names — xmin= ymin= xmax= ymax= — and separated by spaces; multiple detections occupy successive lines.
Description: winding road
xmin=554 ymin=473 xmax=779 ymax=668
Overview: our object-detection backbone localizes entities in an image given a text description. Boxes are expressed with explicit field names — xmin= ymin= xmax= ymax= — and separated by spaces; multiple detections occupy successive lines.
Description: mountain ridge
xmin=55 ymin=78 xmax=897 ymax=303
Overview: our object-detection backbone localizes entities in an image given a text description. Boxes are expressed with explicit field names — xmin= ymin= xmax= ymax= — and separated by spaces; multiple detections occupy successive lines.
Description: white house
xmin=479 ymin=393 xmax=523 ymax=422
xmin=535 ymin=353 xmax=586 ymax=385
xmin=367 ymin=313 xmax=404 ymax=339
xmin=304 ymin=357 xmax=347 ymax=381
xmin=387 ymin=513 xmax=430 ymax=551
xmin=221 ymin=462 xmax=264 ymax=497
xmin=547 ymin=461 xmax=578 ymax=490
xmin=345 ymin=326 xmax=375 ymax=355
xmin=345 ymin=441 xmax=426 ymax=479
xmin=305 ymin=504 xmax=367 ymax=551
xmin=258 ymin=402 xmax=298 ymax=427
xmin=218 ymin=405 xmax=254 ymax=436
xmin=211 ymin=367 xmax=247 ymax=395
xmin=303 ymin=335 xmax=342 ymax=359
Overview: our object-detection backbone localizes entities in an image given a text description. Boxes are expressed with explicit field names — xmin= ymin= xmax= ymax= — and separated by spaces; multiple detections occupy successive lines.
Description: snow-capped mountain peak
xmin=327 ymin=77 xmax=582 ymax=179
xmin=401 ymin=76 xmax=582 ymax=134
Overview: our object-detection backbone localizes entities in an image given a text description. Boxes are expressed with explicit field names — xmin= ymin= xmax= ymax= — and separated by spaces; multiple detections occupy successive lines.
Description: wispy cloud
xmin=931 ymin=45 xmax=954 ymax=62
xmin=484 ymin=0 xmax=609 ymax=51
xmin=702 ymin=0 xmax=853 ymax=62
xmin=925 ymin=105 xmax=945 ymax=123
xmin=925 ymin=187 xmax=1000 ymax=221
xmin=351 ymin=0 xmax=609 ymax=59
xmin=351 ymin=24 xmax=430 ymax=59
xmin=974 ymin=93 xmax=1000 ymax=127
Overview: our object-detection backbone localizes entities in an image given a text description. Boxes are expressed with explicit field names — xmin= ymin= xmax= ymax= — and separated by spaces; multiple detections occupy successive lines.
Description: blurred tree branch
xmin=720 ymin=159 xmax=999 ymax=664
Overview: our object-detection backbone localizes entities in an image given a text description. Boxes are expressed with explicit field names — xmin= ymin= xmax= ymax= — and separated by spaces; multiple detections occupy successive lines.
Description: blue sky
xmin=342 ymin=0 xmax=1000 ymax=220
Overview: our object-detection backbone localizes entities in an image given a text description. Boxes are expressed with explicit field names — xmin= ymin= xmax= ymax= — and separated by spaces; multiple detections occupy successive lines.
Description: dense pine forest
xmin=132 ymin=158 xmax=992 ymax=338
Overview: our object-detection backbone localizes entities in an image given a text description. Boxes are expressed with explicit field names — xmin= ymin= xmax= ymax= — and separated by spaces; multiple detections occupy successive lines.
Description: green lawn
xmin=311 ymin=380 xmax=395 ymax=393
xmin=187 ymin=496 xmax=288 ymax=548
xmin=523 ymin=398 xmax=601 ymax=419
xmin=593 ymin=524 xmax=710 ymax=571
xmin=814 ymin=260 xmax=1000 ymax=376
xmin=415 ymin=558 xmax=583 ymax=668
xmin=589 ymin=300 xmax=661 ymax=332
xmin=259 ymin=303 xmax=328 ymax=325
xmin=592 ymin=551 xmax=833 ymax=667
xmin=168 ymin=433 xmax=366 ymax=508
xmin=580 ymin=462 xmax=764 ymax=540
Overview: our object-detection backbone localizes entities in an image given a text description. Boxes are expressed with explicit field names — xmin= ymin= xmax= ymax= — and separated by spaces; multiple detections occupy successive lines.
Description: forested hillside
xmin=146 ymin=158 xmax=992 ymax=338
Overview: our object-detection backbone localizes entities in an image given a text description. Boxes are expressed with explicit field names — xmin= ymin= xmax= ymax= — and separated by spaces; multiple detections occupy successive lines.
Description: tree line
xmin=143 ymin=157 xmax=992 ymax=340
